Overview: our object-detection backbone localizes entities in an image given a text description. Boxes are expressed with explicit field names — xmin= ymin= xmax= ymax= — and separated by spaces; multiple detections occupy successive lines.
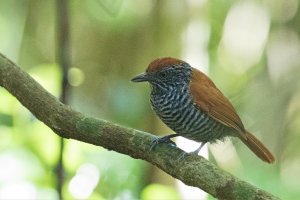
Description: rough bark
xmin=0 ymin=53 xmax=279 ymax=200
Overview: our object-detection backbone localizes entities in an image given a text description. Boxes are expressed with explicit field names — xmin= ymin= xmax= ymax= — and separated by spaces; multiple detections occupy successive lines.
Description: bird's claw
xmin=177 ymin=152 xmax=188 ymax=161
xmin=150 ymin=136 xmax=176 ymax=151
xmin=177 ymin=150 xmax=199 ymax=161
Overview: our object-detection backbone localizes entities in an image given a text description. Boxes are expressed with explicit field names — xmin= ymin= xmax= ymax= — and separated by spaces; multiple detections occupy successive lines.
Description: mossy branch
xmin=0 ymin=53 xmax=279 ymax=200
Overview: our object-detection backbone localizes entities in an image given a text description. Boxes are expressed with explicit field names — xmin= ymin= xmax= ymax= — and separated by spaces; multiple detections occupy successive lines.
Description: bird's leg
xmin=178 ymin=142 xmax=207 ymax=161
xmin=150 ymin=134 xmax=180 ymax=151
xmin=191 ymin=142 xmax=206 ymax=155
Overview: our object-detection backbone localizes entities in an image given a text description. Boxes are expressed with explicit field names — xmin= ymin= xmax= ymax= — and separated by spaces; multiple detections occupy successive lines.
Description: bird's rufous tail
xmin=240 ymin=131 xmax=275 ymax=164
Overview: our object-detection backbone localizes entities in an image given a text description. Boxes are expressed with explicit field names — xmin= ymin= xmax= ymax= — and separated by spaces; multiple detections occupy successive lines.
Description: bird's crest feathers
xmin=147 ymin=57 xmax=184 ymax=73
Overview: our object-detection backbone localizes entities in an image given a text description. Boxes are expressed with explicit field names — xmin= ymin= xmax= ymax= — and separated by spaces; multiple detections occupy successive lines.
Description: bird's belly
xmin=151 ymin=97 xmax=228 ymax=143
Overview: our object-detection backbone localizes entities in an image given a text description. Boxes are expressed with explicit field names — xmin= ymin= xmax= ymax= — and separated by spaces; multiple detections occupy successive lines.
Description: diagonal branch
xmin=0 ymin=53 xmax=279 ymax=200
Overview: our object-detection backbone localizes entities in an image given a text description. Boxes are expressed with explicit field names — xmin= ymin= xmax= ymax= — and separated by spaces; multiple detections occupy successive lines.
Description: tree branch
xmin=0 ymin=53 xmax=279 ymax=200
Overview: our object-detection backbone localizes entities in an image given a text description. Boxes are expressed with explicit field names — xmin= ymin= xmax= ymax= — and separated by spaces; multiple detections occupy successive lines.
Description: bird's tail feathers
xmin=240 ymin=131 xmax=275 ymax=164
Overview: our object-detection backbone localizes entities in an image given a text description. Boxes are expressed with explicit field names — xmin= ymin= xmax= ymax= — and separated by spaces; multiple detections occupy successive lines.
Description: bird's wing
xmin=190 ymin=68 xmax=246 ymax=139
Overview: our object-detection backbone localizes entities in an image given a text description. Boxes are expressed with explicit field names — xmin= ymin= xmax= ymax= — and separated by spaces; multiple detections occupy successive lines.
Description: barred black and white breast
xmin=150 ymin=83 xmax=228 ymax=143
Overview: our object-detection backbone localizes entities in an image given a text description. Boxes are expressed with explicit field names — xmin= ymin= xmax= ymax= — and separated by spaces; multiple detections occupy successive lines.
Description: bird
xmin=131 ymin=57 xmax=275 ymax=163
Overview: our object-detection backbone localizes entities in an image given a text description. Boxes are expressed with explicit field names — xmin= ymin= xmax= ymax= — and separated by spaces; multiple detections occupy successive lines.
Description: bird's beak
xmin=131 ymin=73 xmax=149 ymax=82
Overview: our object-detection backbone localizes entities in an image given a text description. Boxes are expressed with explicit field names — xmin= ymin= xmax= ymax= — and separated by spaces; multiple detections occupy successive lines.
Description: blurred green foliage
xmin=0 ymin=0 xmax=300 ymax=199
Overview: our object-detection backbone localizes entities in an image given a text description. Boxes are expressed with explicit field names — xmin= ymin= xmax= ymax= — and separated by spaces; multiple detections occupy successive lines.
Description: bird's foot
xmin=177 ymin=152 xmax=189 ymax=161
xmin=177 ymin=150 xmax=199 ymax=161
xmin=177 ymin=143 xmax=206 ymax=161
xmin=150 ymin=136 xmax=176 ymax=151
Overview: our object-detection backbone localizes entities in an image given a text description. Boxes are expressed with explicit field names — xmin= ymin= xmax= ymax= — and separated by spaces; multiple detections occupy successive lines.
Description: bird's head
xmin=131 ymin=57 xmax=192 ymax=88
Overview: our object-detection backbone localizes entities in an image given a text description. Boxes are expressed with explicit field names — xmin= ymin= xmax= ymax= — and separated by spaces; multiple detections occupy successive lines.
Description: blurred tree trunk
xmin=56 ymin=0 xmax=71 ymax=199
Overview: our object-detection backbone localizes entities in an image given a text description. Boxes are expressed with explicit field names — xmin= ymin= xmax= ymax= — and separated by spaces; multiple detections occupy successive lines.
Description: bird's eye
xmin=160 ymin=71 xmax=167 ymax=78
